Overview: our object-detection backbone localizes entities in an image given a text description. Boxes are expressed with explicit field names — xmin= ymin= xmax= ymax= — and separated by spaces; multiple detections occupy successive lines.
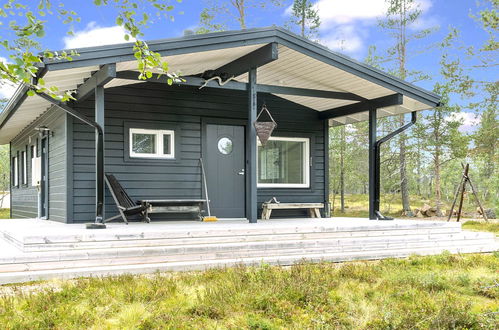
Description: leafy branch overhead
xmin=0 ymin=0 xmax=181 ymax=102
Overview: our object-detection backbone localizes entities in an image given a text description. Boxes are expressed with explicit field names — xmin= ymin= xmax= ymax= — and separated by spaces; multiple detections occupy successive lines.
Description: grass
xmin=0 ymin=253 xmax=497 ymax=328
xmin=463 ymin=221 xmax=499 ymax=236
xmin=0 ymin=208 xmax=9 ymax=219
xmin=331 ymin=193 xmax=496 ymax=219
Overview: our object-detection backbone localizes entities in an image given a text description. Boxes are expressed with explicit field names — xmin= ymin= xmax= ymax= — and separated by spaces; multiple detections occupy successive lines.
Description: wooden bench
xmin=261 ymin=202 xmax=324 ymax=220
xmin=139 ymin=199 xmax=206 ymax=221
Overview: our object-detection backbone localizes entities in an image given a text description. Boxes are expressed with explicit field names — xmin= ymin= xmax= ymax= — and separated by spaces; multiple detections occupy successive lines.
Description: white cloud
xmin=284 ymin=0 xmax=434 ymax=56
xmin=408 ymin=15 xmax=440 ymax=30
xmin=63 ymin=22 xmax=135 ymax=49
xmin=446 ymin=112 xmax=481 ymax=132
xmin=319 ymin=25 xmax=364 ymax=52
xmin=315 ymin=0 xmax=388 ymax=27
xmin=0 ymin=57 xmax=18 ymax=100
xmin=314 ymin=0 xmax=432 ymax=27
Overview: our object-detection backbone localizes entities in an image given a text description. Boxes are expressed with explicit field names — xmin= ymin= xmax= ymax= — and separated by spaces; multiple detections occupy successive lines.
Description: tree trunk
xmin=234 ymin=0 xmax=246 ymax=29
xmin=399 ymin=116 xmax=411 ymax=213
xmin=416 ymin=139 xmax=422 ymax=196
xmin=434 ymin=145 xmax=444 ymax=217
xmin=301 ymin=8 xmax=305 ymax=37
xmin=397 ymin=1 xmax=411 ymax=214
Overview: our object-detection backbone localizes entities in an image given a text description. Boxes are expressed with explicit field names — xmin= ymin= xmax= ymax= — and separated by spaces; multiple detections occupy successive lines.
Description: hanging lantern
xmin=254 ymin=104 xmax=277 ymax=147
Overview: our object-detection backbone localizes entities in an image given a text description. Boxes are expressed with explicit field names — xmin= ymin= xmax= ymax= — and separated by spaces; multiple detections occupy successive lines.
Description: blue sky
xmin=0 ymin=0 xmax=495 ymax=128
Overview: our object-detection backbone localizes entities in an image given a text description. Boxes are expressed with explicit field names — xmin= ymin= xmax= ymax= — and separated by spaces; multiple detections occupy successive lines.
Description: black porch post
xmin=246 ymin=67 xmax=258 ymax=223
xmin=368 ymin=107 xmax=379 ymax=220
xmin=323 ymin=120 xmax=330 ymax=217
xmin=95 ymin=86 xmax=105 ymax=223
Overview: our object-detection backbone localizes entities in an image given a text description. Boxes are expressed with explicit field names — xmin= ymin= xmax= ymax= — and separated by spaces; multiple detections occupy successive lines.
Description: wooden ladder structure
xmin=447 ymin=163 xmax=488 ymax=222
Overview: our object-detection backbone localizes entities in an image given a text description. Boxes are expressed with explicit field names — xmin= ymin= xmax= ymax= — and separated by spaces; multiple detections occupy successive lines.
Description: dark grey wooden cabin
xmin=0 ymin=28 xmax=440 ymax=224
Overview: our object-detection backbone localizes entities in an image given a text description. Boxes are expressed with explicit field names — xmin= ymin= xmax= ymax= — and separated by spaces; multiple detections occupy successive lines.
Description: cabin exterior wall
xmin=10 ymin=108 xmax=67 ymax=222
xmin=65 ymin=82 xmax=325 ymax=222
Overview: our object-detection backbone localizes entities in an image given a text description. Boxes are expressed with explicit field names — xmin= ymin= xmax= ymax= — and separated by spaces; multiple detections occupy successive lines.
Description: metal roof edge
xmin=42 ymin=27 xmax=279 ymax=68
xmin=0 ymin=84 xmax=29 ymax=131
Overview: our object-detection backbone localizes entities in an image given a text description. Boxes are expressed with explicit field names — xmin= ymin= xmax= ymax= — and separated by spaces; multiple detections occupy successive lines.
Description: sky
xmin=0 ymin=0 xmax=496 ymax=131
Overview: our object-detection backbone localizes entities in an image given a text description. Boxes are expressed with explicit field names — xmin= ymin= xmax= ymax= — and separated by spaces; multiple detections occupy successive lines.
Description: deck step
xmin=4 ymin=225 xmax=463 ymax=252
xmin=0 ymin=240 xmax=496 ymax=273
xmin=0 ymin=219 xmax=496 ymax=284
xmin=0 ymin=231 xmax=492 ymax=264
xmin=0 ymin=243 xmax=496 ymax=285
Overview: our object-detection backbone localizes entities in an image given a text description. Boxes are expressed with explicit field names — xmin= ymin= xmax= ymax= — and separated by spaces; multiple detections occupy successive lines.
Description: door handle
xmin=238 ymin=169 xmax=245 ymax=175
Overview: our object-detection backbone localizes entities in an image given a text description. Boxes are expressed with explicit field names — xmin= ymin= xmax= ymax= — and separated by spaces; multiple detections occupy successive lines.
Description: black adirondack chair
xmin=105 ymin=173 xmax=151 ymax=224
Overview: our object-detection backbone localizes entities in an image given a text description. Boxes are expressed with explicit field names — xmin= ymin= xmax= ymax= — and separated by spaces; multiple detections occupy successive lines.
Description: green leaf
xmin=27 ymin=90 xmax=35 ymax=96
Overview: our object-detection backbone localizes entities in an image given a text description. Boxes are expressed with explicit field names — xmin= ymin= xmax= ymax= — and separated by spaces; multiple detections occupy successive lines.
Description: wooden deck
xmin=0 ymin=218 xmax=497 ymax=284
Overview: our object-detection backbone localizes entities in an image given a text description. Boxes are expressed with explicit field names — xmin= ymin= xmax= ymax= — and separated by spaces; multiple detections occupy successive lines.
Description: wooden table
xmin=261 ymin=202 xmax=324 ymax=220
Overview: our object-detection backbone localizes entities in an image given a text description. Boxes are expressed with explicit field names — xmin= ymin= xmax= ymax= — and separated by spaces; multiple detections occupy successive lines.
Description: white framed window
xmin=129 ymin=128 xmax=175 ymax=159
xmin=12 ymin=156 xmax=18 ymax=187
xmin=257 ymin=136 xmax=310 ymax=188
xmin=21 ymin=150 xmax=27 ymax=185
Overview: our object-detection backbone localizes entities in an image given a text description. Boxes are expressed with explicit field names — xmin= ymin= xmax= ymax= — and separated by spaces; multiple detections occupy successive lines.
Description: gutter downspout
xmin=36 ymin=92 xmax=105 ymax=227
xmin=372 ymin=111 xmax=417 ymax=220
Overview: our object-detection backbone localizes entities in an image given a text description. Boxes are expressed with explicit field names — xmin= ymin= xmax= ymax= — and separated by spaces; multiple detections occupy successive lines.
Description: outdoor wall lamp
xmin=35 ymin=126 xmax=54 ymax=137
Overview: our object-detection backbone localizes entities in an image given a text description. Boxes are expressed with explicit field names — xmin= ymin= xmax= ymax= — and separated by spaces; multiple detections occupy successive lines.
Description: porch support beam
xmin=246 ymin=67 xmax=258 ymax=223
xmin=319 ymin=93 xmax=403 ymax=120
xmin=116 ymin=71 xmax=363 ymax=100
xmin=76 ymin=64 xmax=116 ymax=102
xmin=256 ymin=84 xmax=364 ymax=101
xmin=323 ymin=120 xmax=330 ymax=217
xmin=368 ymin=108 xmax=378 ymax=220
xmin=95 ymin=86 xmax=105 ymax=223
xmin=211 ymin=43 xmax=278 ymax=77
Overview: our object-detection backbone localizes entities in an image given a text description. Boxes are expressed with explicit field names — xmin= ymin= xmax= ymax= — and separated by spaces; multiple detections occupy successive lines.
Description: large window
xmin=257 ymin=137 xmax=310 ymax=188
xmin=129 ymin=128 xmax=175 ymax=159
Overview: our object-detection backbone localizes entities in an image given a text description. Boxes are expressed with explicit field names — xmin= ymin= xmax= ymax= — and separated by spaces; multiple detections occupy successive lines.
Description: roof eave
xmin=0 ymin=84 xmax=29 ymax=130
xmin=2 ymin=27 xmax=442 ymax=137
xmin=273 ymin=28 xmax=441 ymax=107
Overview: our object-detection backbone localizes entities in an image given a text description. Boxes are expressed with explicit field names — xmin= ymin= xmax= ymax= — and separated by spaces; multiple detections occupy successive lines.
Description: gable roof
xmin=0 ymin=27 xmax=440 ymax=144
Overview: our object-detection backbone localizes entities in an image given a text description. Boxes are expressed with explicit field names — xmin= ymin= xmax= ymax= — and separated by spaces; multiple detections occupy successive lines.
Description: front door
xmin=40 ymin=136 xmax=49 ymax=219
xmin=205 ymin=124 xmax=245 ymax=218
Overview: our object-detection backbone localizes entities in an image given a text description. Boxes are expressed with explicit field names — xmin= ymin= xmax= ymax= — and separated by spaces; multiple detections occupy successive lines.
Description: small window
xmin=129 ymin=128 xmax=175 ymax=159
xmin=30 ymin=144 xmax=37 ymax=160
xmin=257 ymin=137 xmax=310 ymax=188
xmin=21 ymin=150 xmax=27 ymax=185
xmin=12 ymin=156 xmax=18 ymax=187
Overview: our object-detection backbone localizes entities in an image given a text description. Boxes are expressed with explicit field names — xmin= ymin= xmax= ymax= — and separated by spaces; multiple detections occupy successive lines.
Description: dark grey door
xmin=40 ymin=136 xmax=49 ymax=219
xmin=205 ymin=124 xmax=245 ymax=218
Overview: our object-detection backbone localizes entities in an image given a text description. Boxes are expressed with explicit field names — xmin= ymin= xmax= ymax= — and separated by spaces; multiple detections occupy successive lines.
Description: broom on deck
xmin=199 ymin=158 xmax=218 ymax=222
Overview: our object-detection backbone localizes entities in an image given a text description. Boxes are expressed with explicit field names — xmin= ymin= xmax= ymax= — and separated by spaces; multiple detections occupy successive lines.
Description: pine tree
xmin=288 ymin=0 xmax=320 ymax=39
xmin=423 ymin=32 xmax=470 ymax=214
xmin=378 ymin=0 xmax=435 ymax=214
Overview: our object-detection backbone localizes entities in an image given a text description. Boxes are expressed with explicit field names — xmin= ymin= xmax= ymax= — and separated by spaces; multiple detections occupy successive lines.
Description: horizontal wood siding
xmin=11 ymin=108 xmax=67 ymax=222
xmin=71 ymin=83 xmax=324 ymax=222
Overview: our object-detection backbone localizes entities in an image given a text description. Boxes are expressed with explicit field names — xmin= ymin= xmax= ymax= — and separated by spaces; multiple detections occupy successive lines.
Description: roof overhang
xmin=0 ymin=27 xmax=441 ymax=144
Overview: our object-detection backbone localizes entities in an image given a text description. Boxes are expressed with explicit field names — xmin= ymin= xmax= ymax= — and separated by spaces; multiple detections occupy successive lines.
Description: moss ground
xmin=0 ymin=253 xmax=497 ymax=329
